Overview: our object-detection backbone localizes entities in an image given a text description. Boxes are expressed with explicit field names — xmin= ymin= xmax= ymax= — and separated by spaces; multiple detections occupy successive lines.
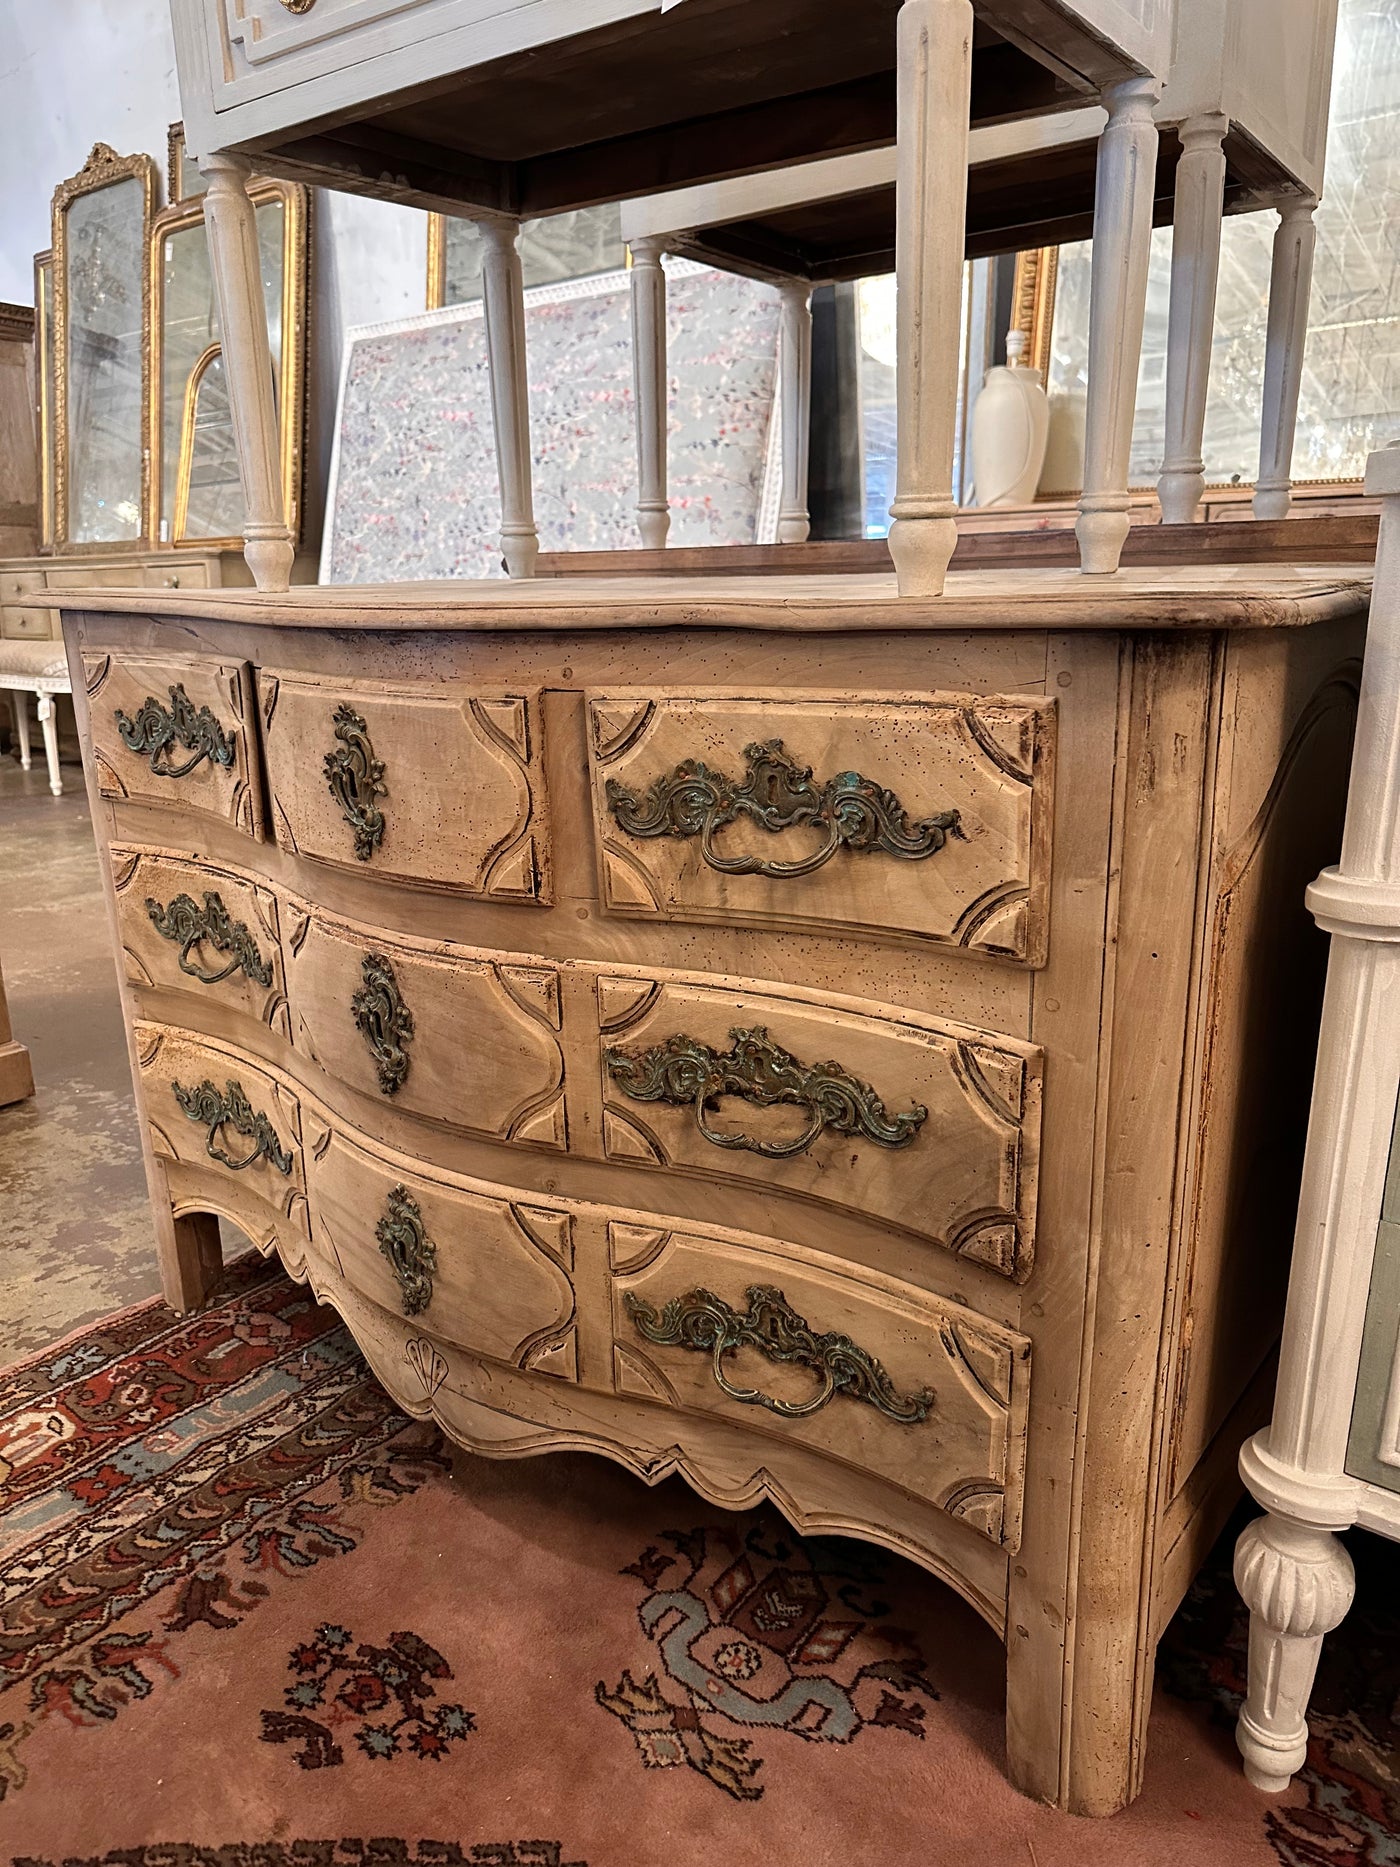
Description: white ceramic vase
xmin=969 ymin=331 xmax=1051 ymax=507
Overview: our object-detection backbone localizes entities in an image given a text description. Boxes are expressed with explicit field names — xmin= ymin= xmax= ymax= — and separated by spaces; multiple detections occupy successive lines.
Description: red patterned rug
xmin=1 ymin=1255 xmax=1394 ymax=1866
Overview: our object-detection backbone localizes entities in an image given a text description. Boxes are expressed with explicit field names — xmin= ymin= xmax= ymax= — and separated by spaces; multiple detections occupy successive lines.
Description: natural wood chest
xmin=59 ymin=568 xmax=1367 ymax=1814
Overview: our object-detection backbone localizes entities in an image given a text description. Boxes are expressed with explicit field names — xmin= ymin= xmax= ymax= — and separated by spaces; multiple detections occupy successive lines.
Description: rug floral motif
xmin=261 ymin=1622 xmax=475 ymax=1768
xmin=595 ymin=1516 xmax=940 ymax=1800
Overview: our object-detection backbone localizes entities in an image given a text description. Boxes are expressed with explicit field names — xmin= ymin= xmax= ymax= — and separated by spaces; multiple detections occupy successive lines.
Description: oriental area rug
xmin=3 ymin=1253 xmax=1397 ymax=1867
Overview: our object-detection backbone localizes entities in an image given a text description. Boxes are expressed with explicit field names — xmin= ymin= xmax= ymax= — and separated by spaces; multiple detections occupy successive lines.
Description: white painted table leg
xmin=198 ymin=152 xmax=294 ymax=593
xmin=1076 ymin=76 xmax=1161 ymax=574
xmin=778 ymin=278 xmax=814 ymax=544
xmin=479 ymin=215 xmax=539 ymax=579
xmin=888 ymin=0 xmax=973 ymax=599
xmin=13 ymin=693 xmax=30 ymax=770
xmin=1255 ymin=196 xmax=1318 ymax=521
xmin=37 ymin=693 xmax=61 ymax=796
xmin=1158 ymin=112 xmax=1227 ymax=527
xmin=629 ymin=236 xmax=670 ymax=550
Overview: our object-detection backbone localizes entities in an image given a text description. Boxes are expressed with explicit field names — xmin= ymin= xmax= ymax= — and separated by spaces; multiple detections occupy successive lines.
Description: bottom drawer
xmin=606 ymin=1220 xmax=1030 ymax=1551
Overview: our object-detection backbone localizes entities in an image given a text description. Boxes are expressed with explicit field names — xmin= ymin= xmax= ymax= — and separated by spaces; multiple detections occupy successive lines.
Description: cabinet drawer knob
xmin=324 ymin=703 xmax=387 ymax=861
xmin=377 ymin=1182 xmax=437 ymax=1317
xmin=352 ymin=951 xmax=415 ymax=1095
xmin=624 ymin=1283 xmax=935 ymax=1425
xmin=605 ymin=738 xmax=962 ymax=879
xmin=146 ymin=890 xmax=273 ymax=988
xmin=172 ymin=1076 xmax=293 ymax=1174
xmin=115 ymin=683 xmax=236 ymax=779
xmin=604 ymin=1024 xmax=927 ymax=1159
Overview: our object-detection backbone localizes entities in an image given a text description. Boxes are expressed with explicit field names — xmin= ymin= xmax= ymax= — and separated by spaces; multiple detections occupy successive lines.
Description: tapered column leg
xmin=1254 ymin=196 xmax=1318 ymax=521
xmin=778 ymin=278 xmax=814 ymax=544
xmin=479 ymin=214 xmax=540 ymax=579
xmin=1234 ymin=1513 xmax=1355 ymax=1792
xmin=629 ymin=236 xmax=671 ymax=550
xmin=13 ymin=692 xmax=30 ymax=769
xmin=198 ymin=152 xmax=294 ymax=592
xmin=1076 ymin=76 xmax=1161 ymax=574
xmin=1158 ymin=112 xmax=1228 ymax=526
xmin=888 ymin=0 xmax=973 ymax=598
xmin=37 ymin=693 xmax=61 ymax=796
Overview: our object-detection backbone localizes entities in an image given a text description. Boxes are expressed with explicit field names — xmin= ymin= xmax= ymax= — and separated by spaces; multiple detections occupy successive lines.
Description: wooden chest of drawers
xmin=59 ymin=570 xmax=1367 ymax=1815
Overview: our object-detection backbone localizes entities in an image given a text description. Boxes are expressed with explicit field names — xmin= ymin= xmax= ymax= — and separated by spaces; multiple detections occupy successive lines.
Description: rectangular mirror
xmin=52 ymin=143 xmax=157 ymax=548
xmin=427 ymin=204 xmax=626 ymax=308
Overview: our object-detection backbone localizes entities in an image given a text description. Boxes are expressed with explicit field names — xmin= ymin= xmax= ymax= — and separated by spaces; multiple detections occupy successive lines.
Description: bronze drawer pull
xmin=145 ymin=890 xmax=273 ymax=988
xmin=324 ymin=703 xmax=387 ymax=861
xmin=605 ymin=738 xmax=962 ymax=879
xmin=603 ymin=1024 xmax=927 ymax=1159
xmin=625 ymin=1283 xmax=935 ymax=1424
xmin=352 ymin=951 xmax=415 ymax=1096
xmin=115 ymin=683 xmax=236 ymax=779
xmin=172 ymin=1077 xmax=293 ymax=1174
xmin=377 ymin=1183 xmax=437 ymax=1317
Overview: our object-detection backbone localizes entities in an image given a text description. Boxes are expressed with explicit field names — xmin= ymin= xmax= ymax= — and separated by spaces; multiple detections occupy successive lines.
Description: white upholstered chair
xmin=0 ymin=640 xmax=71 ymax=797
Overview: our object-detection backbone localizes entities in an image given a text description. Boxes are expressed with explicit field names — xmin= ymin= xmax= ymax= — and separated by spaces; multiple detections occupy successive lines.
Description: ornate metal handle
xmin=605 ymin=739 xmax=962 ymax=880
xmin=172 ymin=1077 xmax=293 ymax=1174
xmin=145 ymin=891 xmax=273 ymax=988
xmin=115 ymin=684 xmax=236 ymax=779
xmin=604 ymin=1025 xmax=927 ymax=1160
xmin=377 ymin=1183 xmax=437 ymax=1317
xmin=352 ymin=952 xmax=415 ymax=1096
xmin=324 ymin=703 xmax=387 ymax=862
xmin=625 ymin=1284 xmax=934 ymax=1424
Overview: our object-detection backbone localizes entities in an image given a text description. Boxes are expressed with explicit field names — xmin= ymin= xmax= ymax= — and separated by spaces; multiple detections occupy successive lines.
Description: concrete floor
xmin=0 ymin=750 xmax=161 ymax=1366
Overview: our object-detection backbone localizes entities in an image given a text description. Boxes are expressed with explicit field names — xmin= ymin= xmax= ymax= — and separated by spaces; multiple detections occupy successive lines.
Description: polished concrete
xmin=0 ymin=751 xmax=160 ymax=1366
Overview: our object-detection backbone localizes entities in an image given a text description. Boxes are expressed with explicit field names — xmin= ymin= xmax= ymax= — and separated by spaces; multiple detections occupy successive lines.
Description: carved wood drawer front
xmin=135 ymin=1022 xmax=308 ymax=1246
xmin=283 ymin=909 xmax=566 ymax=1149
xmin=112 ymin=850 xmax=288 ymax=1035
xmin=306 ymin=1124 xmax=578 ymax=1382
xmin=589 ymin=690 xmax=1055 ymax=964
xmin=257 ymin=669 xmax=549 ymax=900
xmin=607 ymin=1221 xmax=1031 ymax=1550
xmin=85 ymin=652 xmax=265 ymax=837
xmin=596 ymin=972 xmax=1041 ymax=1280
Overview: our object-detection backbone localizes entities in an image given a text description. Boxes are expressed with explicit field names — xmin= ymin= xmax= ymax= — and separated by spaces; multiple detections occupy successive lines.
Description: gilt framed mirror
xmin=33 ymin=250 xmax=55 ymax=550
xmin=51 ymin=143 xmax=158 ymax=550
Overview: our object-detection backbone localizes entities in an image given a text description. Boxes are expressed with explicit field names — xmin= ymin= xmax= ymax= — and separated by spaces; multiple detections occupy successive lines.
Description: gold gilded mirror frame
xmin=147 ymin=179 xmax=309 ymax=551
xmin=33 ymin=250 xmax=54 ymax=551
xmin=1010 ymin=246 xmax=1058 ymax=382
xmin=51 ymin=143 xmax=158 ymax=552
xmin=426 ymin=211 xmax=446 ymax=310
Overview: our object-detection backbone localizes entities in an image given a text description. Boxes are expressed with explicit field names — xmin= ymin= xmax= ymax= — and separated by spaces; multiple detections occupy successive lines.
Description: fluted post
xmin=1158 ymin=112 xmax=1228 ymax=526
xmin=1075 ymin=76 xmax=1161 ymax=574
xmin=478 ymin=214 xmax=539 ymax=578
xmin=198 ymin=151 xmax=294 ymax=592
xmin=1254 ymin=195 xmax=1318 ymax=521
xmin=777 ymin=278 xmax=814 ymax=544
xmin=888 ymin=0 xmax=973 ymax=598
xmin=629 ymin=235 xmax=670 ymax=550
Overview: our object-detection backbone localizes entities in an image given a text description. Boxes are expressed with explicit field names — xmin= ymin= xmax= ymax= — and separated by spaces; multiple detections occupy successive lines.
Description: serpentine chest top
xmin=57 ymin=567 xmax=1369 ymax=1816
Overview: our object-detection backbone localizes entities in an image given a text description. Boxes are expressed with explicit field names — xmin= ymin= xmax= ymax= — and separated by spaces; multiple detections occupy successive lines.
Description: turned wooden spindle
xmin=478 ymin=214 xmax=540 ymax=579
xmin=777 ymin=278 xmax=814 ymax=545
xmin=1158 ymin=112 xmax=1228 ymax=526
xmin=1254 ymin=195 xmax=1319 ymax=521
xmin=629 ymin=235 xmax=671 ymax=550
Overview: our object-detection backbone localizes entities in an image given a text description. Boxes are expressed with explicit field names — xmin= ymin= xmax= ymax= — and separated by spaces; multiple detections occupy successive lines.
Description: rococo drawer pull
xmin=115 ymin=683 xmax=237 ymax=779
xmin=377 ymin=1183 xmax=437 ymax=1317
xmin=605 ymin=738 xmax=962 ymax=879
xmin=604 ymin=1025 xmax=927 ymax=1159
xmin=145 ymin=891 xmax=274 ymax=988
xmin=324 ymin=703 xmax=387 ymax=861
xmin=352 ymin=952 xmax=415 ymax=1096
xmin=625 ymin=1283 xmax=935 ymax=1424
xmin=172 ymin=1077 xmax=293 ymax=1174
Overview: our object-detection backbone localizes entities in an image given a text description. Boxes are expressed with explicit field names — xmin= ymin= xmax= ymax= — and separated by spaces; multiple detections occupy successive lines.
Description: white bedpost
xmin=1233 ymin=441 xmax=1400 ymax=1793
xmin=1254 ymin=195 xmax=1318 ymax=521
xmin=478 ymin=214 xmax=539 ymax=579
xmin=777 ymin=277 xmax=814 ymax=544
xmin=888 ymin=0 xmax=973 ymax=599
xmin=629 ymin=235 xmax=670 ymax=550
xmin=1157 ymin=111 xmax=1228 ymax=526
xmin=1075 ymin=75 xmax=1161 ymax=574
xmin=198 ymin=151 xmax=295 ymax=593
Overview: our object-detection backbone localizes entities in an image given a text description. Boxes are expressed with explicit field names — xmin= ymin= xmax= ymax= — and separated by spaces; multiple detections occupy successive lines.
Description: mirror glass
xmin=442 ymin=204 xmax=625 ymax=305
xmin=63 ymin=173 xmax=146 ymax=543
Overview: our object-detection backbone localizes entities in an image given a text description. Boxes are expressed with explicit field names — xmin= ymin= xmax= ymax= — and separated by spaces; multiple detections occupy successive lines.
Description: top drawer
xmin=257 ymin=669 xmax=550 ymax=900
xmin=588 ymin=690 xmax=1055 ymax=965
xmin=84 ymin=652 xmax=265 ymax=838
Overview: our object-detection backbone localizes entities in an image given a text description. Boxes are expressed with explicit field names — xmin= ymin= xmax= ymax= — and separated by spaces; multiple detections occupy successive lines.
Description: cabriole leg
xmin=1234 ymin=1511 xmax=1356 ymax=1793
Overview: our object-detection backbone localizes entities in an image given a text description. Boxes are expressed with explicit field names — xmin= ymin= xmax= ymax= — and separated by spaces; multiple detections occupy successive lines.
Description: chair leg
xmin=12 ymin=692 xmax=31 ymax=770
xmin=37 ymin=694 xmax=61 ymax=797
